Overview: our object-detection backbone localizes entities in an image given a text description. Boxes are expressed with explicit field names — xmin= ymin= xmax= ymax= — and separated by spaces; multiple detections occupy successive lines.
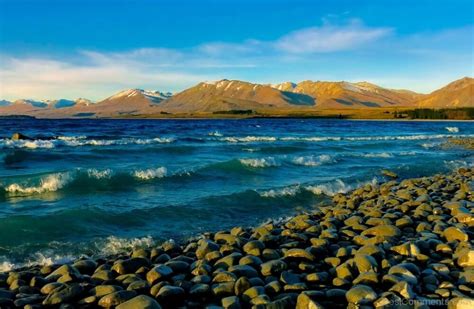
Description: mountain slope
xmin=416 ymin=77 xmax=473 ymax=108
xmin=159 ymin=79 xmax=315 ymax=112
xmin=277 ymin=81 xmax=423 ymax=108
xmin=83 ymin=89 xmax=171 ymax=117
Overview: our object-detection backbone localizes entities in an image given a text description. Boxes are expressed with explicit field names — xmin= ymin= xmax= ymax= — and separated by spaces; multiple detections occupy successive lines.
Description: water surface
xmin=0 ymin=119 xmax=472 ymax=269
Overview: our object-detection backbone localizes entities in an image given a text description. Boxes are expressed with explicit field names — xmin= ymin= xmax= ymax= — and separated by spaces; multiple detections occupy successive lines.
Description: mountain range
xmin=0 ymin=77 xmax=472 ymax=118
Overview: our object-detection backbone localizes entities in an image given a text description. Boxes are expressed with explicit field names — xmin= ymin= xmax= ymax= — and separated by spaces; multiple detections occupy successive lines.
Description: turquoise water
xmin=0 ymin=119 xmax=473 ymax=269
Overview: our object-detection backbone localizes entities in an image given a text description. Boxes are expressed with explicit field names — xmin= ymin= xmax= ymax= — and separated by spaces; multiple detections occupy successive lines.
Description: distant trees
xmin=405 ymin=108 xmax=474 ymax=120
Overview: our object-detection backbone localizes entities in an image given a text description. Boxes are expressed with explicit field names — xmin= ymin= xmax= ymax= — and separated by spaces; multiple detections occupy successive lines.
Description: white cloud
xmin=0 ymin=54 xmax=210 ymax=101
xmin=275 ymin=19 xmax=392 ymax=53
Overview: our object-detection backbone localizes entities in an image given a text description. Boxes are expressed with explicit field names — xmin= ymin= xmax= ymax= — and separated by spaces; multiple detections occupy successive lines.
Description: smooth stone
xmin=444 ymin=227 xmax=469 ymax=242
xmin=457 ymin=249 xmax=474 ymax=268
xmin=362 ymin=225 xmax=401 ymax=238
xmin=42 ymin=284 xmax=83 ymax=306
xmin=222 ymin=295 xmax=241 ymax=309
xmin=346 ymin=285 xmax=377 ymax=305
xmin=116 ymin=295 xmax=162 ymax=309
xmin=212 ymin=282 xmax=235 ymax=297
xmin=260 ymin=259 xmax=287 ymax=276
xmin=284 ymin=248 xmax=315 ymax=261
xmin=156 ymin=286 xmax=185 ymax=302
xmin=98 ymin=290 xmax=137 ymax=307
xmin=189 ymin=283 xmax=210 ymax=296
xmin=389 ymin=281 xmax=415 ymax=299
xmin=234 ymin=277 xmax=251 ymax=296
xmin=296 ymin=291 xmax=325 ymax=309
xmin=448 ymin=297 xmax=474 ymax=309
xmin=146 ymin=265 xmax=173 ymax=284
xmin=228 ymin=265 xmax=259 ymax=278
xmin=89 ymin=285 xmax=123 ymax=297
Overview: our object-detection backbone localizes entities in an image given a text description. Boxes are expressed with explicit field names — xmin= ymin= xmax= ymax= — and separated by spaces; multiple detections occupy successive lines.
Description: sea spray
xmin=133 ymin=167 xmax=168 ymax=180
xmin=239 ymin=157 xmax=279 ymax=168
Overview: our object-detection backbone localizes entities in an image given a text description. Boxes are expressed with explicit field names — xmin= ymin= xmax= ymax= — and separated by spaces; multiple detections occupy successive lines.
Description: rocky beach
xmin=1 ymin=166 xmax=473 ymax=308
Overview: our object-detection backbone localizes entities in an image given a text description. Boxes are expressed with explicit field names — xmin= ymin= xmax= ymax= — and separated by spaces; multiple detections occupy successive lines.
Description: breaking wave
xmin=5 ymin=172 xmax=73 ymax=195
xmin=446 ymin=127 xmax=459 ymax=133
xmin=218 ymin=134 xmax=473 ymax=143
xmin=239 ymin=157 xmax=279 ymax=168
xmin=0 ymin=235 xmax=156 ymax=272
xmin=1 ymin=167 xmax=170 ymax=197
xmin=133 ymin=167 xmax=168 ymax=180
xmin=292 ymin=154 xmax=332 ymax=166
xmin=0 ymin=136 xmax=175 ymax=149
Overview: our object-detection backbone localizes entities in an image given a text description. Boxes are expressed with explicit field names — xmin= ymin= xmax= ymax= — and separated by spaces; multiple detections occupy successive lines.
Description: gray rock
xmin=98 ymin=290 xmax=137 ymax=307
xmin=116 ymin=295 xmax=162 ymax=309
xmin=222 ymin=296 xmax=241 ymax=309
xmin=261 ymin=259 xmax=287 ymax=276
xmin=146 ymin=265 xmax=173 ymax=284
xmin=346 ymin=284 xmax=377 ymax=305
xmin=42 ymin=284 xmax=83 ymax=306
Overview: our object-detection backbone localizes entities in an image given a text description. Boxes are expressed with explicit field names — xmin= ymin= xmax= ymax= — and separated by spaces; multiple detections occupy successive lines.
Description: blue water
xmin=0 ymin=119 xmax=473 ymax=269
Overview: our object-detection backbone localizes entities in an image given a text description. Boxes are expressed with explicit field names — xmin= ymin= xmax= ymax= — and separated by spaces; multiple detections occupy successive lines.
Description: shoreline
xmin=1 ymin=168 xmax=473 ymax=308
xmin=1 ymin=116 xmax=473 ymax=122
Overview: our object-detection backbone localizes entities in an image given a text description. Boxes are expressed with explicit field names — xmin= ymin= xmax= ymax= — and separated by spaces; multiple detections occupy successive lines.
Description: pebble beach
xmin=1 ymin=166 xmax=473 ymax=308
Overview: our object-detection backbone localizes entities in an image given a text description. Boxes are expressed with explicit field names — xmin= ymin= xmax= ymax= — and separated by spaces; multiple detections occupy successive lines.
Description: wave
xmin=133 ymin=167 xmax=168 ymax=180
xmin=0 ymin=253 xmax=76 ymax=273
xmin=208 ymin=131 xmax=223 ymax=137
xmin=260 ymin=186 xmax=302 ymax=198
xmin=1 ymin=167 xmax=170 ymax=197
xmin=239 ymin=157 xmax=279 ymax=168
xmin=306 ymin=177 xmax=379 ymax=196
xmin=0 ymin=136 xmax=175 ymax=149
xmin=446 ymin=127 xmax=459 ymax=133
xmin=5 ymin=172 xmax=73 ymax=195
xmin=260 ymin=177 xmax=379 ymax=198
xmin=292 ymin=154 xmax=332 ymax=166
xmin=220 ymin=136 xmax=277 ymax=143
xmin=0 ymin=235 xmax=156 ymax=272
xmin=218 ymin=134 xmax=474 ymax=144
xmin=354 ymin=152 xmax=394 ymax=158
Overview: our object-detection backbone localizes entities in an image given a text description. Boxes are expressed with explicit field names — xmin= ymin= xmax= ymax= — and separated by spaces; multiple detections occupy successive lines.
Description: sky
xmin=0 ymin=0 xmax=473 ymax=101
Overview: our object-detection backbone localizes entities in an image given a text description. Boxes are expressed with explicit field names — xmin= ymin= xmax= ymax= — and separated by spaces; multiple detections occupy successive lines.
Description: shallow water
xmin=0 ymin=118 xmax=473 ymax=270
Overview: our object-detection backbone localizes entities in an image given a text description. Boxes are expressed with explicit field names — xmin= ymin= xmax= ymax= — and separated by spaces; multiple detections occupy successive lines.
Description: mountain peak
xmin=106 ymin=89 xmax=172 ymax=102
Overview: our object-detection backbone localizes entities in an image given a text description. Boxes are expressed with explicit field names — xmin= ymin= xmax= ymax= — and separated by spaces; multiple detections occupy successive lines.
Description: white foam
xmin=0 ymin=260 xmax=14 ymax=272
xmin=5 ymin=172 xmax=73 ymax=195
xmin=280 ymin=136 xmax=342 ymax=142
xmin=220 ymin=136 xmax=277 ymax=143
xmin=292 ymin=154 xmax=332 ymax=166
xmin=307 ymin=177 xmax=378 ymax=196
xmin=133 ymin=167 xmax=167 ymax=180
xmin=239 ymin=157 xmax=279 ymax=168
xmin=356 ymin=152 xmax=393 ymax=158
xmin=99 ymin=236 xmax=155 ymax=256
xmin=0 ymin=253 xmax=75 ymax=272
xmin=260 ymin=186 xmax=301 ymax=198
xmin=87 ymin=169 xmax=113 ymax=179
xmin=208 ymin=131 xmax=223 ymax=137
xmin=446 ymin=127 xmax=459 ymax=133
xmin=0 ymin=136 xmax=175 ymax=149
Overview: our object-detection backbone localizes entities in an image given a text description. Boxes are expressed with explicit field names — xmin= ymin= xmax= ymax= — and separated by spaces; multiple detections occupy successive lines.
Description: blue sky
xmin=0 ymin=0 xmax=473 ymax=100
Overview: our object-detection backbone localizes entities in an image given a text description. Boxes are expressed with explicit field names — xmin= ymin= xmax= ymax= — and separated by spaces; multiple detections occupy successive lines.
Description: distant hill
xmin=159 ymin=80 xmax=315 ymax=113
xmin=273 ymin=80 xmax=423 ymax=108
xmin=0 ymin=77 xmax=471 ymax=118
xmin=416 ymin=77 xmax=473 ymax=108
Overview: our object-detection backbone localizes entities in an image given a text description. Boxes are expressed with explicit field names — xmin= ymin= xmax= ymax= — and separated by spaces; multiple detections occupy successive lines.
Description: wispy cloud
xmin=274 ymin=19 xmax=392 ymax=53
